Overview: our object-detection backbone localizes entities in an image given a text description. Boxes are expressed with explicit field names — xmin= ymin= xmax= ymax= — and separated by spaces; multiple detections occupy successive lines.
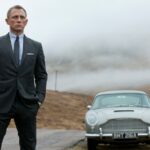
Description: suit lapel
xmin=20 ymin=36 xmax=30 ymax=66
xmin=5 ymin=34 xmax=17 ymax=67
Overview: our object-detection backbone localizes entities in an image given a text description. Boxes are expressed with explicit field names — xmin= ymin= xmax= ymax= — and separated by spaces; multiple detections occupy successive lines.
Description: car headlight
xmin=86 ymin=111 xmax=98 ymax=126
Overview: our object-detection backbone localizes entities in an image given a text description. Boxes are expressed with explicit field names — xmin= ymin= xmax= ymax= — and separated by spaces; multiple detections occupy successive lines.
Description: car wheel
xmin=87 ymin=138 xmax=97 ymax=150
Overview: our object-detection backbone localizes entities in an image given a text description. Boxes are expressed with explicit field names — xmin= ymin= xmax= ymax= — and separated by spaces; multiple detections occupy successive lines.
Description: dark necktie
xmin=14 ymin=36 xmax=20 ymax=66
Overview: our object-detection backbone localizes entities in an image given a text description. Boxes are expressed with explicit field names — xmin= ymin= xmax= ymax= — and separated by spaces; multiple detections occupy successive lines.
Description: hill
xmin=9 ymin=86 xmax=150 ymax=129
xmin=9 ymin=90 xmax=93 ymax=130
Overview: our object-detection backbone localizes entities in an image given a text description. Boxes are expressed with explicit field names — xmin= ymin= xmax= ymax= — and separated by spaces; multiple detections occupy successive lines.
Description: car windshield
xmin=92 ymin=93 xmax=150 ymax=109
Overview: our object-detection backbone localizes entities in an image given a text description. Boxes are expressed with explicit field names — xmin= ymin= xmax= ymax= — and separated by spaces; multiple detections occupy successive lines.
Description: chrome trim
xmin=85 ymin=126 xmax=150 ymax=139
xmin=100 ymin=119 xmax=148 ymax=134
xmin=99 ymin=128 xmax=102 ymax=139
xmin=148 ymin=126 xmax=150 ymax=138
xmin=85 ymin=133 xmax=149 ymax=138
xmin=85 ymin=133 xmax=100 ymax=137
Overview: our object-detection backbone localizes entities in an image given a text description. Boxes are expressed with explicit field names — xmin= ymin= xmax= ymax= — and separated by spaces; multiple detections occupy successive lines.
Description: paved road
xmin=70 ymin=139 xmax=150 ymax=150
xmin=2 ymin=128 xmax=85 ymax=150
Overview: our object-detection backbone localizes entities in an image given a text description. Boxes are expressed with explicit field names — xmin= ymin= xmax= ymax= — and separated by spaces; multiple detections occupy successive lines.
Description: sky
xmin=1 ymin=0 xmax=150 ymax=94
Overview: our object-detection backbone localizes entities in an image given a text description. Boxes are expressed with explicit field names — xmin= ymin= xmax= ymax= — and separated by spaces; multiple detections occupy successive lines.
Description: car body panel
xmin=93 ymin=107 xmax=150 ymax=125
xmin=85 ymin=90 xmax=150 ymax=147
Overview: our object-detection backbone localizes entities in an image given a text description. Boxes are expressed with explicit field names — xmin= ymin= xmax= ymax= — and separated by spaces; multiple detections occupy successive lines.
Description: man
xmin=0 ymin=5 xmax=47 ymax=150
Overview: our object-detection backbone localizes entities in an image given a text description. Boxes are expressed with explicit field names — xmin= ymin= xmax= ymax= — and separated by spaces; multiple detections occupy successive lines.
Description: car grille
xmin=100 ymin=119 xmax=149 ymax=133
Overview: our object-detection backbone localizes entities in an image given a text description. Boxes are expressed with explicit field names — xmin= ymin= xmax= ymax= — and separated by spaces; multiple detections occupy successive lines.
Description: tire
xmin=87 ymin=138 xmax=97 ymax=150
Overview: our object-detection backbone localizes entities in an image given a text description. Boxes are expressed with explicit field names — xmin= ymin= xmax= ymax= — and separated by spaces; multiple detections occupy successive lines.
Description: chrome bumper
xmin=85 ymin=126 xmax=150 ymax=138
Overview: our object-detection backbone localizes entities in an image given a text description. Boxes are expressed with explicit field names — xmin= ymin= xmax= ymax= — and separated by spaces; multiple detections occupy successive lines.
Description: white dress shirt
xmin=9 ymin=32 xmax=24 ymax=64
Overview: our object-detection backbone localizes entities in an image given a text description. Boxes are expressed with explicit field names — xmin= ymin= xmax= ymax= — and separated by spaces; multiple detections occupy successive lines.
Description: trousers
xmin=0 ymin=93 xmax=39 ymax=150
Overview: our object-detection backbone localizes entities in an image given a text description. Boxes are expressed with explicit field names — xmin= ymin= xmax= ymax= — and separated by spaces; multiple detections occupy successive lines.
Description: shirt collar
xmin=9 ymin=32 xmax=24 ymax=39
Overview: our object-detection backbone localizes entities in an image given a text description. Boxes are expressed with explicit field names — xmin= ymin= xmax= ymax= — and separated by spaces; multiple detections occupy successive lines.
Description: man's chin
xmin=13 ymin=29 xmax=24 ymax=34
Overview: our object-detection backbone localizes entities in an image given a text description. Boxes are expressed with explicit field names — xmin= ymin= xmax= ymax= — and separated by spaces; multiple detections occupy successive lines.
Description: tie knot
xmin=16 ymin=36 xmax=19 ymax=41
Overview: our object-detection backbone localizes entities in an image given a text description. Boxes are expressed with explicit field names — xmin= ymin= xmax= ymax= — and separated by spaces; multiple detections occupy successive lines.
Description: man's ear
xmin=25 ymin=18 xmax=28 ymax=25
xmin=5 ymin=18 xmax=9 ymax=25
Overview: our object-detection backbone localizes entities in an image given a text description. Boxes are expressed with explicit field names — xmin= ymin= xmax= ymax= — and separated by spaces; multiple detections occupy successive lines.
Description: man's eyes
xmin=12 ymin=16 xmax=26 ymax=19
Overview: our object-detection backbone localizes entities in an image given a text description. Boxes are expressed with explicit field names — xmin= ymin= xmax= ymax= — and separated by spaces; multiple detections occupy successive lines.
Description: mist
xmin=46 ymin=34 xmax=150 ymax=94
xmin=46 ymin=29 xmax=150 ymax=94
xmin=1 ymin=0 xmax=150 ymax=94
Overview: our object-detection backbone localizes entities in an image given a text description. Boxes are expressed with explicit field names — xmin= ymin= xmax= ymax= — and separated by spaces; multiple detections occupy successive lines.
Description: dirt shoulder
xmin=9 ymin=90 xmax=93 ymax=130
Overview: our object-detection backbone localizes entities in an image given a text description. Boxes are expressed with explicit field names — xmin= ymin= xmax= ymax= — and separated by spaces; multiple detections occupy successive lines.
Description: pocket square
xmin=26 ymin=53 xmax=34 ymax=55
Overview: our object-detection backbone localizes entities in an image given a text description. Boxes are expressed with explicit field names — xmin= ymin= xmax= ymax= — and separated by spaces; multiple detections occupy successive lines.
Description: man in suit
xmin=0 ymin=5 xmax=47 ymax=149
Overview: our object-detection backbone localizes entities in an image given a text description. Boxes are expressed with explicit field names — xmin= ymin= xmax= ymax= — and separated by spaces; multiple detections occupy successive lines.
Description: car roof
xmin=96 ymin=90 xmax=146 ymax=96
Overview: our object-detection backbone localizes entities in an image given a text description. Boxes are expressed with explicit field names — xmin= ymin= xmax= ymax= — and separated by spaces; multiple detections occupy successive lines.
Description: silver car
xmin=85 ymin=90 xmax=150 ymax=150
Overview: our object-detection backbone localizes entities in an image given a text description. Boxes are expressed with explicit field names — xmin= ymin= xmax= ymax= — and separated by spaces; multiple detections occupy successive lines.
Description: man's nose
xmin=16 ymin=16 xmax=22 ymax=21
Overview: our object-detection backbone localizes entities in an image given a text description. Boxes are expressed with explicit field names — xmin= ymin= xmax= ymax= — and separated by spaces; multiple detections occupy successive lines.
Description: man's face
xmin=6 ymin=8 xmax=28 ymax=35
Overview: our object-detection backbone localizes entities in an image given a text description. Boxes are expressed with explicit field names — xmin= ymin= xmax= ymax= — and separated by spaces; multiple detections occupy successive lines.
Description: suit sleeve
xmin=34 ymin=43 xmax=47 ymax=103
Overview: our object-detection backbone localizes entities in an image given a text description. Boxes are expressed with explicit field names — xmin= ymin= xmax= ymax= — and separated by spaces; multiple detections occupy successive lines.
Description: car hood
xmin=93 ymin=107 xmax=150 ymax=125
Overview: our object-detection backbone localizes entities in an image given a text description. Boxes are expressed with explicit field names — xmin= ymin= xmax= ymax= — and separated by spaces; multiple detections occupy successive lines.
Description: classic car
xmin=85 ymin=90 xmax=150 ymax=150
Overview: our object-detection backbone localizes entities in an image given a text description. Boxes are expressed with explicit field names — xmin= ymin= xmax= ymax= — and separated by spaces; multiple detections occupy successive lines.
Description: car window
xmin=92 ymin=93 xmax=150 ymax=109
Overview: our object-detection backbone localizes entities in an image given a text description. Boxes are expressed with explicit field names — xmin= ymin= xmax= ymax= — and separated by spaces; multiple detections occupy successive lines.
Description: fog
xmin=48 ymin=69 xmax=150 ymax=94
xmin=46 ymin=27 xmax=150 ymax=93
xmin=47 ymin=44 xmax=150 ymax=94
xmin=1 ymin=0 xmax=150 ymax=94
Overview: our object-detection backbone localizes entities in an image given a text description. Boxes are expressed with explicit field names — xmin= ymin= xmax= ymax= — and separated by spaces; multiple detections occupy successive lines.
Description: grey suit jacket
xmin=0 ymin=33 xmax=47 ymax=113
